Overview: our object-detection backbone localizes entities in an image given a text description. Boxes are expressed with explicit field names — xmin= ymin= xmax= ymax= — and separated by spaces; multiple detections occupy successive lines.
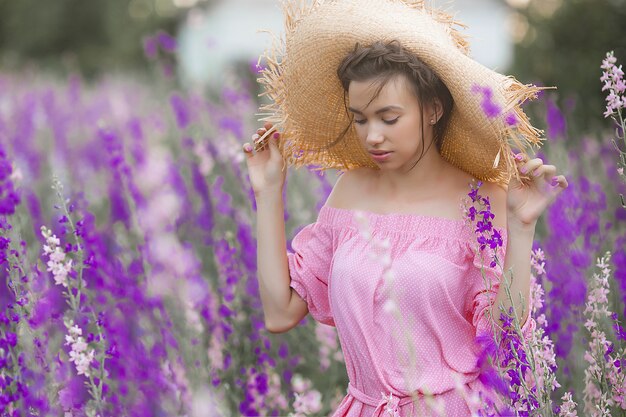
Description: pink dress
xmin=287 ymin=205 xmax=535 ymax=417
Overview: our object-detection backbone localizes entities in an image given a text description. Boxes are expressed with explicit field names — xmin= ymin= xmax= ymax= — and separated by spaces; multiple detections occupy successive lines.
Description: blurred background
xmin=1 ymin=0 xmax=624 ymax=133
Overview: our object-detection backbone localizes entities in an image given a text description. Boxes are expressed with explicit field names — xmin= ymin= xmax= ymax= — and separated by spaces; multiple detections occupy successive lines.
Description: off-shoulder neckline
xmin=318 ymin=204 xmax=508 ymax=238
xmin=321 ymin=204 xmax=467 ymax=223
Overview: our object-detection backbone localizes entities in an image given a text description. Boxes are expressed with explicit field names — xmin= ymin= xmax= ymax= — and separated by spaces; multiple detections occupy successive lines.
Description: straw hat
xmin=257 ymin=0 xmax=546 ymax=185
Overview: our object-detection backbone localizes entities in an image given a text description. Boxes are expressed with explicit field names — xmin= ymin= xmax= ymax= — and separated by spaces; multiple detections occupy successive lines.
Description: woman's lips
xmin=369 ymin=151 xmax=392 ymax=161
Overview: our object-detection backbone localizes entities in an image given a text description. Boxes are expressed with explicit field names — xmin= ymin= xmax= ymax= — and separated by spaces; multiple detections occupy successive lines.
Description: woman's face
xmin=347 ymin=73 xmax=437 ymax=170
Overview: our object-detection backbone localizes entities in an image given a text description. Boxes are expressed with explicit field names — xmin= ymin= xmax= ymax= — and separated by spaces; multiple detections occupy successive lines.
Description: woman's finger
xmin=254 ymin=125 xmax=277 ymax=152
xmin=530 ymin=164 xmax=557 ymax=178
xmin=268 ymin=131 xmax=286 ymax=172
xmin=512 ymin=151 xmax=527 ymax=163
xmin=242 ymin=142 xmax=254 ymax=158
xmin=267 ymin=131 xmax=281 ymax=155
xmin=551 ymin=175 xmax=568 ymax=189
xmin=519 ymin=157 xmax=543 ymax=176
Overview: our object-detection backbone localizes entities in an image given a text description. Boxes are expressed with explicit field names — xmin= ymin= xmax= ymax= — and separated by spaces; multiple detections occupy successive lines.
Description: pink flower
xmin=601 ymin=51 xmax=625 ymax=117
xmin=316 ymin=323 xmax=339 ymax=371
xmin=607 ymin=91 xmax=623 ymax=110
xmin=291 ymin=374 xmax=312 ymax=394
xmin=292 ymin=390 xmax=323 ymax=416
xmin=558 ymin=392 xmax=579 ymax=416
xmin=582 ymin=252 xmax=626 ymax=415
xmin=602 ymin=54 xmax=617 ymax=69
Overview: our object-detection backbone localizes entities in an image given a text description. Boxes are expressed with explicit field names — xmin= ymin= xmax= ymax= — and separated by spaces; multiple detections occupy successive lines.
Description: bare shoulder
xmin=325 ymin=168 xmax=370 ymax=209
xmin=478 ymin=180 xmax=508 ymax=231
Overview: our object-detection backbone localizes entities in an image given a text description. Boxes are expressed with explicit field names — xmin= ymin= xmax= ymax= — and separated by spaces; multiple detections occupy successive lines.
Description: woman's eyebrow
xmin=348 ymin=105 xmax=403 ymax=115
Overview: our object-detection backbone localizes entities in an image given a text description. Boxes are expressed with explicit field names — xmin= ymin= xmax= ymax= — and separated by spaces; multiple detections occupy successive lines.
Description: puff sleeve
xmin=469 ymin=239 xmax=536 ymax=343
xmin=287 ymin=221 xmax=336 ymax=327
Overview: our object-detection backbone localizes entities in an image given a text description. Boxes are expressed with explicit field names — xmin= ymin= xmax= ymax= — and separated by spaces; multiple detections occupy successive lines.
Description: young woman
xmin=242 ymin=1 xmax=568 ymax=415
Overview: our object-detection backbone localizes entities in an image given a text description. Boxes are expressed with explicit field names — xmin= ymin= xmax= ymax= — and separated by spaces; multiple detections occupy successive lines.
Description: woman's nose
xmin=365 ymin=128 xmax=384 ymax=146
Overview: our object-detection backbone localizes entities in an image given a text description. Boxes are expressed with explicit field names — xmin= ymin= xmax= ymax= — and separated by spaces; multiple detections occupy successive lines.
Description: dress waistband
xmin=347 ymin=382 xmax=421 ymax=417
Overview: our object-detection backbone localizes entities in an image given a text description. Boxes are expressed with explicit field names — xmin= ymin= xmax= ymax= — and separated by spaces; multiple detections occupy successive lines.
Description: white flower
xmin=72 ymin=337 xmax=88 ymax=353
xmin=74 ymin=349 xmax=95 ymax=377
xmin=292 ymin=390 xmax=322 ymax=415
xmin=42 ymin=226 xmax=74 ymax=288
xmin=69 ymin=325 xmax=82 ymax=337
xmin=291 ymin=374 xmax=311 ymax=394
xmin=65 ymin=335 xmax=75 ymax=345
xmin=49 ymin=247 xmax=66 ymax=263
xmin=67 ymin=325 xmax=95 ymax=377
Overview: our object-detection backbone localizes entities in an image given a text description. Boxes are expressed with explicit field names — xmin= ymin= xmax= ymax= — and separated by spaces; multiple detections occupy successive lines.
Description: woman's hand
xmin=242 ymin=122 xmax=287 ymax=198
xmin=507 ymin=151 xmax=569 ymax=228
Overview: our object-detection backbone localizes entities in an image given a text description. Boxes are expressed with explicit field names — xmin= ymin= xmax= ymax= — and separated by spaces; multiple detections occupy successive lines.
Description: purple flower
xmin=212 ymin=176 xmax=233 ymax=216
xmin=219 ymin=116 xmax=244 ymax=139
xmin=191 ymin=162 xmax=214 ymax=238
xmin=543 ymin=176 xmax=606 ymax=358
xmin=219 ymin=304 xmax=232 ymax=318
xmin=143 ymin=36 xmax=158 ymax=60
xmin=0 ymin=146 xmax=21 ymax=216
xmin=58 ymin=376 xmax=88 ymax=410
xmin=505 ymin=112 xmax=517 ymax=127
xmin=472 ymin=85 xmax=502 ymax=119
xmin=157 ymin=31 xmax=177 ymax=52
xmin=170 ymin=93 xmax=190 ymax=129
xmin=4 ymin=331 xmax=17 ymax=347
xmin=250 ymin=59 xmax=266 ymax=74
xmin=545 ymin=97 xmax=566 ymax=140
xmin=278 ymin=342 xmax=289 ymax=359
xmin=469 ymin=181 xmax=482 ymax=202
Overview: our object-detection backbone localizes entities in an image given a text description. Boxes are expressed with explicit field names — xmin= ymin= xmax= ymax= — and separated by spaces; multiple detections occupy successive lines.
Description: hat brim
xmin=258 ymin=0 xmax=546 ymax=185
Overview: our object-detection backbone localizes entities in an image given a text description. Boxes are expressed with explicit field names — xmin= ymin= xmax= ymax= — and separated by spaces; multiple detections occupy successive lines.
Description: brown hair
xmin=335 ymin=40 xmax=454 ymax=169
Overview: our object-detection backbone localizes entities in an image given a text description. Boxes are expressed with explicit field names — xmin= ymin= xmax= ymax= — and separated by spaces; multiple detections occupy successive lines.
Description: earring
xmin=430 ymin=119 xmax=435 ymax=125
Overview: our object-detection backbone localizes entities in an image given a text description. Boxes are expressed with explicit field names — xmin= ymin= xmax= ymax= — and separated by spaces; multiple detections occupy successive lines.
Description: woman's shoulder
xmin=323 ymin=167 xmax=507 ymax=231
xmin=324 ymin=168 xmax=372 ymax=209
xmin=450 ymin=163 xmax=507 ymax=230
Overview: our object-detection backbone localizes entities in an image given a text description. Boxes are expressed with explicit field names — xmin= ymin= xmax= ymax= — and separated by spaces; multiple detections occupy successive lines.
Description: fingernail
xmin=243 ymin=144 xmax=253 ymax=152
xmin=252 ymin=133 xmax=259 ymax=140
xmin=533 ymin=169 xmax=541 ymax=177
xmin=273 ymin=132 xmax=280 ymax=139
xmin=520 ymin=166 xmax=528 ymax=174
xmin=515 ymin=154 xmax=523 ymax=161
xmin=551 ymin=176 xmax=559 ymax=186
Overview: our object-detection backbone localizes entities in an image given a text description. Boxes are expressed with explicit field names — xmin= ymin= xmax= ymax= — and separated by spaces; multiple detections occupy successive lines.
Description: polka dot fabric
xmin=287 ymin=205 xmax=536 ymax=417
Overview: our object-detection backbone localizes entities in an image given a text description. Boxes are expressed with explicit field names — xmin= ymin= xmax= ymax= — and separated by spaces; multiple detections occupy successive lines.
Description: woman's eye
xmin=353 ymin=117 xmax=398 ymax=125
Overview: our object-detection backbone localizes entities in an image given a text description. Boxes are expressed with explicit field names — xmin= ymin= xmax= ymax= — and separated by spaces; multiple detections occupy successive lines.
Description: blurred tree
xmin=509 ymin=0 xmax=626 ymax=135
xmin=0 ymin=0 xmax=182 ymax=77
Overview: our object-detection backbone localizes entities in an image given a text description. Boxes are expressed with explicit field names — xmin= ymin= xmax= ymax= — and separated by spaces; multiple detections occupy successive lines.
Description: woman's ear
xmin=431 ymin=98 xmax=443 ymax=124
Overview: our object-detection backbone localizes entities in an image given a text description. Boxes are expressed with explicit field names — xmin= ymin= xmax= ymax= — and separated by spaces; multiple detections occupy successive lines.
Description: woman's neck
xmin=370 ymin=150 xmax=455 ymax=201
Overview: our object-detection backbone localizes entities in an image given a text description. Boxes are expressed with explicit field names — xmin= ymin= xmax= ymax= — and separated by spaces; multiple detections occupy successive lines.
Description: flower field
xmin=0 ymin=50 xmax=625 ymax=416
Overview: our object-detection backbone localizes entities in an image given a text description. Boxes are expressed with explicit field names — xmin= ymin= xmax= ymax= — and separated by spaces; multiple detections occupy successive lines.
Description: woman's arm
xmin=255 ymin=190 xmax=309 ymax=334
xmin=493 ymin=219 xmax=536 ymax=328
xmin=242 ymin=123 xmax=308 ymax=334
xmin=492 ymin=152 xmax=568 ymax=329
